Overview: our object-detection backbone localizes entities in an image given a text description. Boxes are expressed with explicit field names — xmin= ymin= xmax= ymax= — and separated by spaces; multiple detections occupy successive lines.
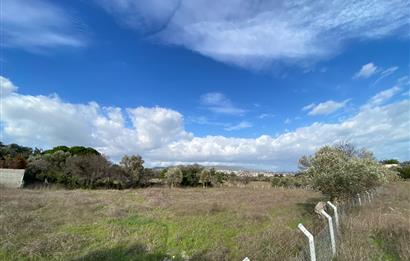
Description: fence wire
xmin=293 ymin=190 xmax=376 ymax=261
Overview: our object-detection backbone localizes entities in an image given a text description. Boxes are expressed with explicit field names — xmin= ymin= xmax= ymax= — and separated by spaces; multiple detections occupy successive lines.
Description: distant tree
xmin=180 ymin=164 xmax=202 ymax=186
xmin=199 ymin=169 xmax=212 ymax=188
xmin=66 ymin=154 xmax=112 ymax=188
xmin=120 ymin=155 xmax=144 ymax=186
xmin=43 ymin=146 xmax=99 ymax=156
xmin=165 ymin=167 xmax=183 ymax=188
xmin=380 ymin=159 xmax=400 ymax=165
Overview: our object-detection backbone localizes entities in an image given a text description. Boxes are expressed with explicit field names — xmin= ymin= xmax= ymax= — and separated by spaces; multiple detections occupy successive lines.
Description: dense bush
xmin=0 ymin=142 xmax=35 ymax=169
xmin=300 ymin=143 xmax=396 ymax=200
xmin=397 ymin=162 xmax=410 ymax=179
xmin=24 ymin=149 xmax=147 ymax=189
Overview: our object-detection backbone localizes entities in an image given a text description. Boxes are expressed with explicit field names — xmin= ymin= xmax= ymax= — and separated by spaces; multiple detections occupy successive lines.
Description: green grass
xmin=0 ymin=184 xmax=322 ymax=260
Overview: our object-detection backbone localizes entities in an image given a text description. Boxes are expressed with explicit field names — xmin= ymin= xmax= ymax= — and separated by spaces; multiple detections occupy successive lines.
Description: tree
xmin=301 ymin=144 xmax=388 ymax=200
xmin=380 ymin=159 xmax=400 ymax=165
xmin=199 ymin=169 xmax=212 ymax=188
xmin=120 ymin=155 xmax=144 ymax=186
xmin=165 ymin=167 xmax=183 ymax=188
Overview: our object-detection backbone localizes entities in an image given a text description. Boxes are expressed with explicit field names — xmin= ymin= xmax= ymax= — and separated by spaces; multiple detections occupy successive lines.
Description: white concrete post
xmin=365 ymin=191 xmax=371 ymax=203
xmin=298 ymin=223 xmax=316 ymax=261
xmin=243 ymin=257 xmax=250 ymax=261
xmin=327 ymin=201 xmax=339 ymax=229
xmin=357 ymin=193 xmax=362 ymax=206
xmin=320 ymin=209 xmax=336 ymax=257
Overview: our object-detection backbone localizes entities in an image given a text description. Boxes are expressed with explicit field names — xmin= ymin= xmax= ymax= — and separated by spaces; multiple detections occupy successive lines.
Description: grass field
xmin=1 ymin=182 xmax=409 ymax=261
xmin=0 ymin=183 xmax=323 ymax=260
xmin=337 ymin=181 xmax=410 ymax=261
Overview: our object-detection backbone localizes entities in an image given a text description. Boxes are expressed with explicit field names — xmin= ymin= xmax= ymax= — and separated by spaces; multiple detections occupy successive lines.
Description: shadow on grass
xmin=71 ymin=244 xmax=173 ymax=261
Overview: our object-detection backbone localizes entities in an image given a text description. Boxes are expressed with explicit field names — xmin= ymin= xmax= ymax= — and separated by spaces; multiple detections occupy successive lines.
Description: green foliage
xmin=165 ymin=167 xmax=183 ymax=188
xmin=271 ymin=174 xmax=310 ymax=188
xmin=0 ymin=142 xmax=33 ymax=169
xmin=199 ymin=169 xmax=212 ymax=188
xmin=301 ymin=144 xmax=389 ymax=200
xmin=180 ymin=164 xmax=202 ymax=186
xmin=380 ymin=159 xmax=400 ymax=164
xmin=120 ymin=155 xmax=145 ymax=186
xmin=43 ymin=146 xmax=100 ymax=156
xmin=396 ymin=162 xmax=410 ymax=179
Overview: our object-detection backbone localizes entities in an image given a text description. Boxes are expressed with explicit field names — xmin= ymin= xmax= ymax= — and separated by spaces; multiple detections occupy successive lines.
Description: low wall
xmin=0 ymin=169 xmax=25 ymax=188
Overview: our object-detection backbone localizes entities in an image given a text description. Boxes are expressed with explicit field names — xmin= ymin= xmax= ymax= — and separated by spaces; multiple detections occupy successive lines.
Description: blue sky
xmin=1 ymin=0 xmax=409 ymax=170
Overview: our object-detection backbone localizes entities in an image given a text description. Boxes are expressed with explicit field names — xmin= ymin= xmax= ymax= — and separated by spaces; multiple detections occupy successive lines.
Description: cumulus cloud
xmin=303 ymin=99 xmax=350 ymax=116
xmin=200 ymin=92 xmax=246 ymax=115
xmin=0 ymin=76 xmax=18 ymax=96
xmin=1 ymin=76 xmax=409 ymax=170
xmin=97 ymin=0 xmax=409 ymax=69
xmin=354 ymin=63 xmax=378 ymax=79
xmin=2 ymin=0 xmax=86 ymax=51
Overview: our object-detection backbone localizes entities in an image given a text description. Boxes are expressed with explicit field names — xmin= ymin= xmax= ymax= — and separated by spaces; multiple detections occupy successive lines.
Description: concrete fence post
xmin=242 ymin=257 xmax=250 ymax=261
xmin=298 ymin=223 xmax=316 ymax=261
xmin=327 ymin=201 xmax=339 ymax=229
xmin=357 ymin=193 xmax=362 ymax=206
xmin=365 ymin=191 xmax=371 ymax=203
xmin=320 ymin=209 xmax=336 ymax=257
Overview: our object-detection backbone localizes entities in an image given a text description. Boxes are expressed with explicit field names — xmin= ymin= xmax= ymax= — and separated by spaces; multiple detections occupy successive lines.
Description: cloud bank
xmin=98 ymin=0 xmax=410 ymax=69
xmin=1 ymin=76 xmax=409 ymax=170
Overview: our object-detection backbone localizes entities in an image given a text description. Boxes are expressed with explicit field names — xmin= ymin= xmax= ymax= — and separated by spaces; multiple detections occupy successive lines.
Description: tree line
xmin=1 ymin=142 xmax=408 ymax=197
xmin=0 ymin=142 xmax=233 ymax=189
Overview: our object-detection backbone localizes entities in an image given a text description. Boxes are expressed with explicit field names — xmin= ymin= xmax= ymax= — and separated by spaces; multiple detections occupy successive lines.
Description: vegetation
xmin=298 ymin=143 xmax=399 ymax=200
xmin=0 ymin=185 xmax=321 ymax=260
xmin=337 ymin=182 xmax=410 ymax=260
xmin=380 ymin=159 xmax=400 ymax=164
xmin=0 ymin=142 xmax=35 ymax=169
xmin=396 ymin=161 xmax=410 ymax=179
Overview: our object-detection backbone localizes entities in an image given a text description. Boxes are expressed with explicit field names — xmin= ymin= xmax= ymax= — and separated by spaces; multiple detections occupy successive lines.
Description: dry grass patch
xmin=337 ymin=182 xmax=410 ymax=261
xmin=0 ymin=185 xmax=322 ymax=260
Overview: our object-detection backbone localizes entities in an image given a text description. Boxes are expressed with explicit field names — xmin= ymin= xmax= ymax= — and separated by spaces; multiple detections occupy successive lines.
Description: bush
xmin=397 ymin=163 xmax=410 ymax=179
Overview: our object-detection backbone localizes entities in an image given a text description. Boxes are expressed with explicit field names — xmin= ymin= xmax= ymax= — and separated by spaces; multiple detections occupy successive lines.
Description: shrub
xmin=397 ymin=163 xmax=410 ymax=179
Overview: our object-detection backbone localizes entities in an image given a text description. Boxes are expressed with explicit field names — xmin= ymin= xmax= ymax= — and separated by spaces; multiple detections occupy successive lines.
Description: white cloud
xmin=304 ymin=99 xmax=350 ymax=116
xmin=97 ymin=0 xmax=409 ymax=69
xmin=354 ymin=63 xmax=378 ymax=79
xmin=0 ymin=76 xmax=18 ymax=96
xmin=367 ymin=86 xmax=402 ymax=106
xmin=224 ymin=121 xmax=252 ymax=131
xmin=1 ymin=76 xmax=409 ymax=170
xmin=258 ymin=113 xmax=275 ymax=119
xmin=284 ymin=118 xmax=292 ymax=124
xmin=200 ymin=92 xmax=246 ymax=115
xmin=373 ymin=66 xmax=399 ymax=84
xmin=3 ymin=0 xmax=86 ymax=51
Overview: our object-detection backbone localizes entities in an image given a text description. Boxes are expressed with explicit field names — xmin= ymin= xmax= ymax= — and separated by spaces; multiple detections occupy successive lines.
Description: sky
xmin=1 ymin=0 xmax=409 ymax=170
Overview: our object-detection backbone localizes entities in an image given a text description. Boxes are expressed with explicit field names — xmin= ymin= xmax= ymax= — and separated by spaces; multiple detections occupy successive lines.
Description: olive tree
xmin=165 ymin=167 xmax=183 ymax=188
xmin=199 ymin=169 xmax=212 ymax=188
xmin=120 ymin=155 xmax=144 ymax=186
xmin=301 ymin=144 xmax=388 ymax=200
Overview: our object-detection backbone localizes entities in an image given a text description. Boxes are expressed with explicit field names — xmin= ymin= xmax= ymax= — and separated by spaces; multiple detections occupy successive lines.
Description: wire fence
xmin=294 ymin=189 xmax=378 ymax=261
xmin=242 ymin=188 xmax=380 ymax=261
